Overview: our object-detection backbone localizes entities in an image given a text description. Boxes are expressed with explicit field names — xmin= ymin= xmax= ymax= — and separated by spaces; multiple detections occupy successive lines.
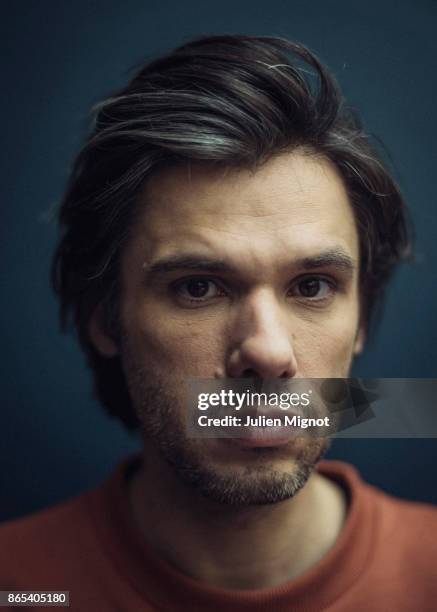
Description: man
xmin=1 ymin=35 xmax=436 ymax=611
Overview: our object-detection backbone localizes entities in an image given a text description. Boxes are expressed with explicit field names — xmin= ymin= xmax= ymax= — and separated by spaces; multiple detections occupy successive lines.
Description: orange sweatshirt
xmin=1 ymin=456 xmax=436 ymax=611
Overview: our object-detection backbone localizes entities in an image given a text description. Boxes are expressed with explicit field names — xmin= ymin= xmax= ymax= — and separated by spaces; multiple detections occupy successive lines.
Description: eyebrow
xmin=299 ymin=249 xmax=356 ymax=272
xmin=144 ymin=248 xmax=356 ymax=277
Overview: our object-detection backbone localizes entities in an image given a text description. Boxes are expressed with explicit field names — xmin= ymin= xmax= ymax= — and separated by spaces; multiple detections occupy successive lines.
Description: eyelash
xmin=171 ymin=275 xmax=338 ymax=307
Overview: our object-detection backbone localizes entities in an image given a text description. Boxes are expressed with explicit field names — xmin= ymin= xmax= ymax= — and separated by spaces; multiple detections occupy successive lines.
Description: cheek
xmin=293 ymin=315 xmax=359 ymax=377
xmin=123 ymin=301 xmax=226 ymax=376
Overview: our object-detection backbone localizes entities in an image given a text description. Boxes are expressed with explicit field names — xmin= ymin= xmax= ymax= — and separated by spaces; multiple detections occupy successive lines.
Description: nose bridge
xmin=244 ymin=287 xmax=286 ymax=340
xmin=226 ymin=287 xmax=297 ymax=378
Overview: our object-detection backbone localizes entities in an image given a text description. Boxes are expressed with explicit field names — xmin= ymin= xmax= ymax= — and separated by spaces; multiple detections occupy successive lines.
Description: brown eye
xmin=298 ymin=278 xmax=322 ymax=298
xmin=291 ymin=277 xmax=335 ymax=302
xmin=185 ymin=279 xmax=210 ymax=298
xmin=173 ymin=277 xmax=225 ymax=304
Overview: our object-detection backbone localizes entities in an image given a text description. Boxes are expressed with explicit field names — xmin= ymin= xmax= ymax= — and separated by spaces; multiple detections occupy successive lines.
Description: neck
xmin=127 ymin=448 xmax=348 ymax=590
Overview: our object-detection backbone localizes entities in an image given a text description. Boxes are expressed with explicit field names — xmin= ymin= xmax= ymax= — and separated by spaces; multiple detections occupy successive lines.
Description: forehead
xmin=126 ymin=151 xmax=359 ymax=271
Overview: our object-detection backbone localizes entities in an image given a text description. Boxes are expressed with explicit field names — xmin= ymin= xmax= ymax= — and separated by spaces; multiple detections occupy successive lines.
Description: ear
xmin=88 ymin=304 xmax=119 ymax=358
xmin=353 ymin=325 xmax=365 ymax=356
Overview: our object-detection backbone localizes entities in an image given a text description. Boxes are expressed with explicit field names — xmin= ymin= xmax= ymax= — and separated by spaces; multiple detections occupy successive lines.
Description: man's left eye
xmin=291 ymin=277 xmax=335 ymax=301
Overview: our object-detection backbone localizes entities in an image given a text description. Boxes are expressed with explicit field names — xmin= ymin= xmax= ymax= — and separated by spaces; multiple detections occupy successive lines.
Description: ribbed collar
xmin=89 ymin=455 xmax=377 ymax=611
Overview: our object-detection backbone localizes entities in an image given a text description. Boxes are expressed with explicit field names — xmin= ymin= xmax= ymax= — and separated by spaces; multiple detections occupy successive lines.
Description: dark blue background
xmin=1 ymin=0 xmax=436 ymax=521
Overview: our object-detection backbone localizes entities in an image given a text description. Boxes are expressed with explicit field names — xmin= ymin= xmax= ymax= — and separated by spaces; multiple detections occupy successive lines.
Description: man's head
xmin=52 ymin=35 xmax=410 ymax=504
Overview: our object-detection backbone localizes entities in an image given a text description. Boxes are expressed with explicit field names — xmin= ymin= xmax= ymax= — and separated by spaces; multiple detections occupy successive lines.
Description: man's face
xmin=93 ymin=151 xmax=363 ymax=505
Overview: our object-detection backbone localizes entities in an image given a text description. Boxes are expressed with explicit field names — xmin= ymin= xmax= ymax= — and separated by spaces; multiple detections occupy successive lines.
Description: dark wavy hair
xmin=51 ymin=35 xmax=411 ymax=430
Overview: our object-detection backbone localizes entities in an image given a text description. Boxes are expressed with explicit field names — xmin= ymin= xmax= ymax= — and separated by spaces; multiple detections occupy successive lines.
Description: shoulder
xmin=0 ymin=455 xmax=141 ymax=591
xmin=363 ymin=484 xmax=437 ymax=606
xmin=373 ymin=485 xmax=437 ymax=555
xmin=0 ymin=490 xmax=94 ymax=544
xmin=320 ymin=459 xmax=437 ymax=555
xmin=0 ymin=488 xmax=102 ymax=588
xmin=319 ymin=460 xmax=437 ymax=606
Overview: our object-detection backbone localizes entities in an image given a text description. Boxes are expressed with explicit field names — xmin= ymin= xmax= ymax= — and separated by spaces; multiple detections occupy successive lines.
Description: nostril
xmin=241 ymin=368 xmax=291 ymax=380
xmin=241 ymin=368 xmax=258 ymax=379
xmin=240 ymin=370 xmax=264 ymax=393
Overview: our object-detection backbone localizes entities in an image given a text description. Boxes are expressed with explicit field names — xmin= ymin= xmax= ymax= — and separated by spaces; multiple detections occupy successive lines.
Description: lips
xmin=220 ymin=408 xmax=303 ymax=447
xmin=225 ymin=435 xmax=293 ymax=449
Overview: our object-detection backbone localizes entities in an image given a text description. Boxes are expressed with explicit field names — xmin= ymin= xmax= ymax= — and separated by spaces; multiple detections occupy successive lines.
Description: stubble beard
xmin=121 ymin=345 xmax=331 ymax=506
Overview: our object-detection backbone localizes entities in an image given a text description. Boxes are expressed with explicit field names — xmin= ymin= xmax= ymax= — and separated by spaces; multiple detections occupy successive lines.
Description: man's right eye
xmin=172 ymin=277 xmax=226 ymax=305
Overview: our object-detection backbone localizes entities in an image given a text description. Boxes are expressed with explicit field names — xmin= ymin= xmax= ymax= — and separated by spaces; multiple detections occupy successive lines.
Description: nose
xmin=226 ymin=288 xmax=297 ymax=379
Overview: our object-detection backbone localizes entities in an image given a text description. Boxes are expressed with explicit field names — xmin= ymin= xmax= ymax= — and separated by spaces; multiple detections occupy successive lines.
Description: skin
xmin=90 ymin=150 xmax=365 ymax=590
